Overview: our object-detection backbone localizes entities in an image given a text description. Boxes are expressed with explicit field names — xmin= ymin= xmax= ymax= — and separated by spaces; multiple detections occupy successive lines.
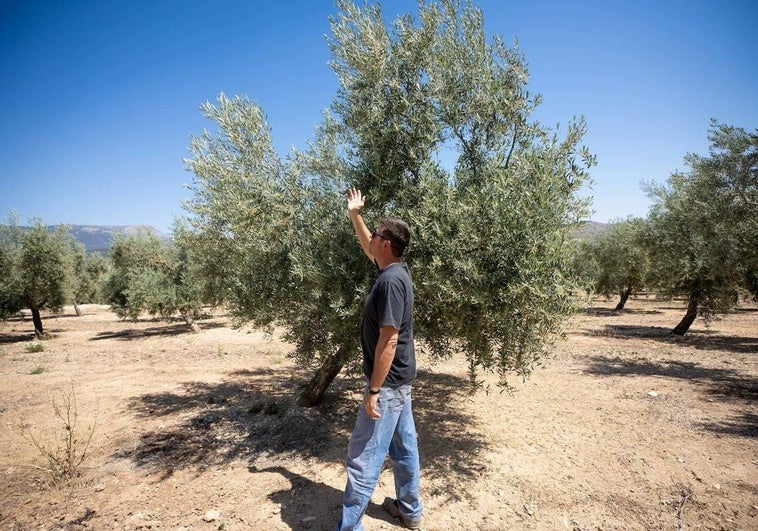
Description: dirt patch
xmin=1 ymin=300 xmax=756 ymax=530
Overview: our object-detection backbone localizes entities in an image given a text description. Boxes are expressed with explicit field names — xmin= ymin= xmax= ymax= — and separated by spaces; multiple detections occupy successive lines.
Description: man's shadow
xmin=252 ymin=465 xmax=400 ymax=530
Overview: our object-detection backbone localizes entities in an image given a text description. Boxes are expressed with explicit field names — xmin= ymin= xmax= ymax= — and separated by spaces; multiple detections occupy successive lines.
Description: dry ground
xmin=0 ymin=299 xmax=756 ymax=530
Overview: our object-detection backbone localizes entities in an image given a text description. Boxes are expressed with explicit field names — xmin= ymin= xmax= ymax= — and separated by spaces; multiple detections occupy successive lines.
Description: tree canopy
xmin=183 ymin=0 xmax=594 ymax=405
xmin=0 ymin=217 xmax=74 ymax=337
xmin=643 ymin=120 xmax=757 ymax=334
xmin=103 ymin=229 xmax=205 ymax=333
xmin=574 ymin=217 xmax=649 ymax=310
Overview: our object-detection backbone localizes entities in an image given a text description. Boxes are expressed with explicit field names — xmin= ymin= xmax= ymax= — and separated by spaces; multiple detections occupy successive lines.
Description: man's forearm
xmin=370 ymin=327 xmax=398 ymax=390
xmin=349 ymin=211 xmax=372 ymax=258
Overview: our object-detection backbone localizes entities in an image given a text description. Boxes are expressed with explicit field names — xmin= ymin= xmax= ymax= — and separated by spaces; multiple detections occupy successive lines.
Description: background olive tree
xmin=0 ymin=216 xmax=74 ymax=338
xmin=184 ymin=0 xmax=594 ymax=406
xmin=0 ymin=217 xmax=24 ymax=320
xmin=69 ymin=242 xmax=110 ymax=315
xmin=574 ymin=217 xmax=649 ymax=310
xmin=103 ymin=229 xmax=205 ymax=333
xmin=643 ymin=121 xmax=757 ymax=335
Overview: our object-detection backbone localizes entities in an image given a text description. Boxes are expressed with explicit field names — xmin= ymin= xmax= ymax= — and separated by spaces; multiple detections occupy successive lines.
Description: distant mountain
xmin=570 ymin=221 xmax=610 ymax=240
xmin=62 ymin=225 xmax=169 ymax=253
xmin=7 ymin=221 xmax=603 ymax=253
xmin=65 ymin=222 xmax=606 ymax=251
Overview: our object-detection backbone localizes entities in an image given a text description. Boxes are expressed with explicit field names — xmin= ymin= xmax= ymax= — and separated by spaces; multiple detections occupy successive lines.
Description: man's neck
xmin=377 ymin=258 xmax=402 ymax=271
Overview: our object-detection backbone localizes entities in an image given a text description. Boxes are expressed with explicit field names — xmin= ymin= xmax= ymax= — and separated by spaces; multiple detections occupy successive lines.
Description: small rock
xmin=203 ymin=510 xmax=220 ymax=522
xmin=713 ymin=483 xmax=721 ymax=490
xmin=647 ymin=391 xmax=659 ymax=398
xmin=93 ymin=484 xmax=106 ymax=492
xmin=301 ymin=516 xmax=316 ymax=523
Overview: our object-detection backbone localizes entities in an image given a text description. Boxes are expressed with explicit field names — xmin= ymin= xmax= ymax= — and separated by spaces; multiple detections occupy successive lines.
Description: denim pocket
xmin=379 ymin=385 xmax=410 ymax=414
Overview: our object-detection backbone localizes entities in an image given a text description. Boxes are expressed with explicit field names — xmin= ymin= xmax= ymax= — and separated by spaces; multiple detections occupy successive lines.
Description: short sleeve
xmin=377 ymin=279 xmax=405 ymax=330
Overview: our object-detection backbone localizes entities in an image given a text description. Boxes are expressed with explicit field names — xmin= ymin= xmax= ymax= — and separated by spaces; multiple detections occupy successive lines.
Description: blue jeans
xmin=336 ymin=384 xmax=422 ymax=531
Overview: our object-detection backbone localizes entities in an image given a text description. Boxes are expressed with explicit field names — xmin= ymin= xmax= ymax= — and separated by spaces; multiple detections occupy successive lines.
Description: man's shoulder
xmin=380 ymin=263 xmax=412 ymax=282
xmin=377 ymin=265 xmax=413 ymax=299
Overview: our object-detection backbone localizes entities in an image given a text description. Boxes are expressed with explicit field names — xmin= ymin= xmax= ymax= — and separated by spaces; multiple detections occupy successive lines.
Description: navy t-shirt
xmin=362 ymin=262 xmax=416 ymax=387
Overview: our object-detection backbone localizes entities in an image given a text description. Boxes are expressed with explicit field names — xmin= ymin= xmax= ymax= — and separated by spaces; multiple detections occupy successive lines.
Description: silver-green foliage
xmin=643 ymin=120 xmax=757 ymax=333
xmin=574 ymin=217 xmax=649 ymax=307
xmin=69 ymin=242 xmax=109 ymax=305
xmin=184 ymin=0 xmax=594 ymax=401
xmin=104 ymin=229 xmax=204 ymax=330
xmin=0 ymin=216 xmax=24 ymax=317
xmin=0 ymin=216 xmax=75 ymax=336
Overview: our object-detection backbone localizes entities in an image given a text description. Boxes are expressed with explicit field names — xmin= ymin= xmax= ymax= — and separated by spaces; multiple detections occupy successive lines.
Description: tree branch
xmin=504 ymin=122 xmax=519 ymax=170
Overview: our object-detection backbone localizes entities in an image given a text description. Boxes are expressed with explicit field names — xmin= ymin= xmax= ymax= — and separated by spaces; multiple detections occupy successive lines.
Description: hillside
xmin=67 ymin=222 xmax=607 ymax=251
xmin=67 ymin=225 xmax=168 ymax=252
xmin=6 ymin=222 xmax=604 ymax=253
xmin=2 ymin=224 xmax=168 ymax=253
xmin=61 ymin=225 xmax=169 ymax=253
xmin=571 ymin=220 xmax=610 ymax=239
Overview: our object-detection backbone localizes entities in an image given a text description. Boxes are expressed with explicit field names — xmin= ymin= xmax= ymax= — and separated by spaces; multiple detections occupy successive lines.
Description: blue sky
xmin=2 ymin=0 xmax=756 ymax=234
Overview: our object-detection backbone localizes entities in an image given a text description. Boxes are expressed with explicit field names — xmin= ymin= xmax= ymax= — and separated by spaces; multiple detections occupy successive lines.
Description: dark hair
xmin=379 ymin=217 xmax=411 ymax=257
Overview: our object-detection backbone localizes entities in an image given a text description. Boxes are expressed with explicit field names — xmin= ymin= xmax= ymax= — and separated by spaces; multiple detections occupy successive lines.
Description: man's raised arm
xmin=346 ymin=188 xmax=373 ymax=260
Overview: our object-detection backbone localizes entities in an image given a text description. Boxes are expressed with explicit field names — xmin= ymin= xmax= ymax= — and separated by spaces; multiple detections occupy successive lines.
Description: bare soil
xmin=1 ymin=299 xmax=756 ymax=530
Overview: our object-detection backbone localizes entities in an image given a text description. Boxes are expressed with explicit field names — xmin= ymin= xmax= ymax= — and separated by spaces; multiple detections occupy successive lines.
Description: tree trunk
xmin=180 ymin=310 xmax=201 ymax=334
xmin=30 ymin=305 xmax=46 ymax=339
xmin=74 ymin=303 xmax=82 ymax=317
xmin=297 ymin=348 xmax=347 ymax=407
xmin=672 ymin=292 xmax=699 ymax=336
xmin=615 ymin=286 xmax=633 ymax=310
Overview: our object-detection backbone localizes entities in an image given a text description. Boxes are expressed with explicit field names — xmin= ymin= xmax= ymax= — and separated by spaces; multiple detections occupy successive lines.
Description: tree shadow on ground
xmin=583 ymin=355 xmax=758 ymax=437
xmin=118 ymin=367 xmax=490 ymax=501
xmin=91 ymin=320 xmax=227 ymax=340
xmin=0 ymin=327 xmax=73 ymax=343
xmin=251 ymin=465 xmax=400 ymax=530
xmin=584 ymin=324 xmax=758 ymax=355
xmin=0 ymin=331 xmax=37 ymax=344
xmin=582 ymin=306 xmax=663 ymax=317
xmin=700 ymin=412 xmax=758 ymax=438
xmin=412 ymin=370 xmax=490 ymax=497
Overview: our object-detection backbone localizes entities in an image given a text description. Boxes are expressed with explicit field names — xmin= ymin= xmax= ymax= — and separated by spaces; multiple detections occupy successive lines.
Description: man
xmin=336 ymin=188 xmax=423 ymax=530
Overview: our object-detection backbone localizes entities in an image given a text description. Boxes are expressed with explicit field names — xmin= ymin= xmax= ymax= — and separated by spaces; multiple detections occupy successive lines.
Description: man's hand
xmin=363 ymin=391 xmax=381 ymax=419
xmin=346 ymin=188 xmax=365 ymax=215
xmin=346 ymin=187 xmax=373 ymax=259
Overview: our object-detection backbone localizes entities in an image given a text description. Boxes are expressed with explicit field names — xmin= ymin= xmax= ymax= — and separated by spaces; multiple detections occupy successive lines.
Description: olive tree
xmin=0 ymin=217 xmax=24 ymax=320
xmin=575 ymin=217 xmax=649 ymax=310
xmin=696 ymin=123 xmax=758 ymax=300
xmin=69 ymin=242 xmax=110 ymax=315
xmin=184 ymin=0 xmax=594 ymax=405
xmin=103 ymin=230 xmax=204 ymax=333
xmin=643 ymin=121 xmax=757 ymax=335
xmin=0 ymin=217 xmax=74 ymax=338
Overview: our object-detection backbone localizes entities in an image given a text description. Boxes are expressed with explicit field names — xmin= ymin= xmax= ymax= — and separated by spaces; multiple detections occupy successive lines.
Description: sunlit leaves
xmin=643 ymin=121 xmax=757 ymax=325
xmin=0 ymin=218 xmax=74 ymax=317
xmin=104 ymin=230 xmax=204 ymax=325
xmin=182 ymin=0 xmax=594 ymax=396
xmin=573 ymin=217 xmax=649 ymax=302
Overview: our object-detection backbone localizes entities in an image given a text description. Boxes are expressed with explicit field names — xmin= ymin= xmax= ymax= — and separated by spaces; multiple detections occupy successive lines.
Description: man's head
xmin=375 ymin=217 xmax=411 ymax=257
